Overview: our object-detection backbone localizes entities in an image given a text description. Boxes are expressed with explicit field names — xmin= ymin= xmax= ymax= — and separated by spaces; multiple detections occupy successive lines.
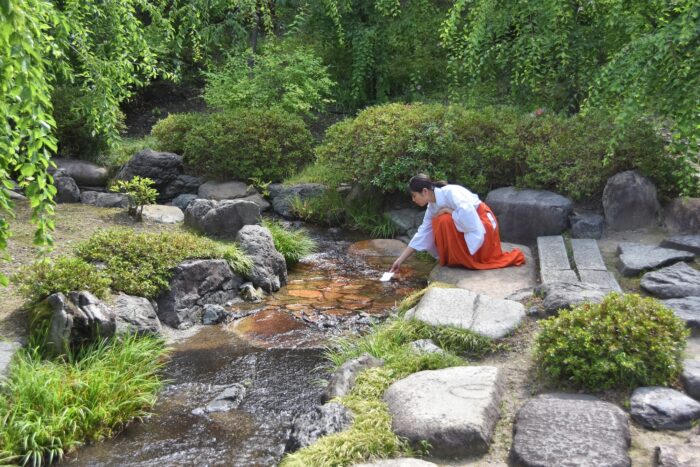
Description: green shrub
xmin=183 ymin=108 xmax=314 ymax=182
xmin=262 ymin=219 xmax=315 ymax=266
xmin=109 ymin=176 xmax=158 ymax=220
xmin=97 ymin=136 xmax=157 ymax=172
xmin=535 ymin=293 xmax=689 ymax=390
xmin=0 ymin=335 xmax=167 ymax=465
xmin=75 ymin=228 xmax=252 ymax=298
xmin=12 ymin=257 xmax=112 ymax=305
xmin=150 ymin=112 xmax=205 ymax=155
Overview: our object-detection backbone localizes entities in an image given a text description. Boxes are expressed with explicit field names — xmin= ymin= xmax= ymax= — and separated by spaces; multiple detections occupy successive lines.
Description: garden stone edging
xmin=603 ymin=170 xmax=660 ymax=231
xmin=630 ymin=387 xmax=700 ymax=430
xmin=235 ymin=225 xmax=287 ymax=292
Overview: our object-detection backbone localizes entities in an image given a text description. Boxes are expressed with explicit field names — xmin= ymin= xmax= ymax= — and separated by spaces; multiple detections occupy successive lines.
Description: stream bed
xmin=64 ymin=231 xmax=433 ymax=466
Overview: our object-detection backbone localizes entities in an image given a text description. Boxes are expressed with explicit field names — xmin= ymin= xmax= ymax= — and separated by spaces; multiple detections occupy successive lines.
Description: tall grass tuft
xmin=0 ymin=335 xmax=168 ymax=466
xmin=262 ymin=219 xmax=316 ymax=266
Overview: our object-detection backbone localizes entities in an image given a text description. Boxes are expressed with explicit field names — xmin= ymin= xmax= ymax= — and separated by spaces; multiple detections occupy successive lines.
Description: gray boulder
xmin=485 ymin=187 xmax=573 ymax=243
xmin=242 ymin=193 xmax=271 ymax=211
xmin=664 ymin=197 xmax=700 ymax=234
xmin=271 ymin=183 xmax=327 ymax=219
xmin=535 ymin=281 xmax=611 ymax=316
xmin=510 ymin=393 xmax=630 ymax=467
xmin=239 ymin=282 xmax=264 ymax=302
xmin=386 ymin=208 xmax=425 ymax=236
xmin=640 ymin=262 xmax=700 ymax=299
xmin=109 ymin=293 xmax=161 ymax=335
xmin=198 ymin=181 xmax=255 ymax=200
xmin=570 ymin=212 xmax=605 ymax=239
xmin=617 ymin=242 xmax=694 ymax=277
xmin=141 ymin=205 xmax=184 ymax=224
xmin=286 ymin=403 xmax=353 ymax=452
xmin=681 ymin=360 xmax=700 ymax=401
xmin=171 ymin=193 xmax=198 ymax=211
xmin=384 ymin=366 xmax=504 ymax=457
xmin=202 ymin=304 xmax=227 ymax=325
xmin=410 ymin=339 xmax=443 ymax=354
xmin=235 ymin=225 xmax=287 ymax=292
xmin=155 ymin=259 xmax=243 ymax=329
xmin=53 ymin=170 xmax=81 ymax=203
xmin=4 ymin=188 xmax=26 ymax=200
xmin=661 ymin=235 xmax=700 ymax=255
xmin=656 ymin=442 xmax=700 ymax=467
xmin=161 ymin=174 xmax=202 ymax=200
xmin=192 ymin=384 xmax=246 ymax=415
xmin=52 ymin=158 xmax=109 ymax=187
xmin=603 ymin=170 xmax=660 ymax=230
xmin=184 ymin=199 xmax=260 ymax=237
xmin=322 ymin=353 xmax=384 ymax=402
xmin=630 ymin=387 xmax=700 ymax=430
xmin=80 ymin=191 xmax=129 ymax=208
xmin=42 ymin=292 xmax=115 ymax=356
xmin=662 ymin=297 xmax=700 ymax=334
xmin=115 ymin=149 xmax=183 ymax=201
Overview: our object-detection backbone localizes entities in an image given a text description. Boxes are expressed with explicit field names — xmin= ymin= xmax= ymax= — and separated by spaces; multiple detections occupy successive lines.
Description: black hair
xmin=408 ymin=173 xmax=448 ymax=193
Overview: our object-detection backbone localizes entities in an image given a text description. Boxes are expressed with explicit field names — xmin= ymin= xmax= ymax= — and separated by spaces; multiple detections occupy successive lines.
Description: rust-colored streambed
xmin=64 ymin=232 xmax=433 ymax=466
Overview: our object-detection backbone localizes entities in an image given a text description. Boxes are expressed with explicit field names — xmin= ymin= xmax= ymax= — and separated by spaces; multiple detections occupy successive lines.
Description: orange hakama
xmin=432 ymin=203 xmax=525 ymax=270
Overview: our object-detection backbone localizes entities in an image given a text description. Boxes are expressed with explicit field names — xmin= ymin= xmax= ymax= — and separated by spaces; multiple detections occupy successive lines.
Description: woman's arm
xmin=390 ymin=246 xmax=416 ymax=273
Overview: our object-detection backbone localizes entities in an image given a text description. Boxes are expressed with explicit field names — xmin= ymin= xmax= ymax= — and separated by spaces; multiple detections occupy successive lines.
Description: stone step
xmin=537 ymin=235 xmax=575 ymax=284
xmin=571 ymin=239 xmax=607 ymax=271
xmin=579 ymin=270 xmax=622 ymax=292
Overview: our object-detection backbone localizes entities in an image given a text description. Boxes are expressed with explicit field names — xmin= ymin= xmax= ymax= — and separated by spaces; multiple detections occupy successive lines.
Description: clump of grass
xmin=346 ymin=204 xmax=397 ymax=239
xmin=262 ymin=219 xmax=316 ymax=266
xmin=0 ymin=335 xmax=168 ymax=466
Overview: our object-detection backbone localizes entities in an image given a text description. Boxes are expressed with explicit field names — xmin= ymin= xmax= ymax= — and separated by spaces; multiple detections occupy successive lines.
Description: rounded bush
xmin=535 ymin=293 xmax=689 ymax=390
xmin=150 ymin=112 xmax=206 ymax=155
xmin=183 ymin=108 xmax=314 ymax=182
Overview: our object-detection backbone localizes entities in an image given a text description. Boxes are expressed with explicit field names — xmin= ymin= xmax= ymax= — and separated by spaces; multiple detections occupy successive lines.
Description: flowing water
xmin=64 ymin=231 xmax=433 ymax=466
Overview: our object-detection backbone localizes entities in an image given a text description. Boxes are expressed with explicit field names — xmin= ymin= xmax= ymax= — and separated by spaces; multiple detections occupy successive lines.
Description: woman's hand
xmin=389 ymin=258 xmax=403 ymax=273
xmin=390 ymin=246 xmax=416 ymax=273
xmin=437 ymin=208 xmax=454 ymax=216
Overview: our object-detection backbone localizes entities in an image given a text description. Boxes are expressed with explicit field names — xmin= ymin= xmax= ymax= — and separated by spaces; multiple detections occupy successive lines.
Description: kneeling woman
xmin=390 ymin=174 xmax=525 ymax=273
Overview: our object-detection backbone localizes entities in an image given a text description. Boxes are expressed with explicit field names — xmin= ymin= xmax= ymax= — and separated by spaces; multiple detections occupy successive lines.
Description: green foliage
xmin=110 ymin=176 xmax=159 ymax=220
xmin=75 ymin=228 xmax=252 ymax=298
xmin=204 ymin=41 xmax=335 ymax=116
xmin=262 ymin=219 xmax=316 ymax=266
xmin=535 ymin=293 xmax=689 ymax=390
xmin=12 ymin=257 xmax=112 ymax=305
xmin=150 ymin=113 xmax=206 ymax=155
xmin=183 ymin=109 xmax=314 ymax=182
xmin=345 ymin=204 xmax=397 ymax=239
xmin=248 ymin=177 xmax=272 ymax=198
xmin=289 ymin=190 xmax=347 ymax=226
xmin=0 ymin=335 xmax=167 ymax=466
xmin=97 ymin=136 xmax=158 ymax=172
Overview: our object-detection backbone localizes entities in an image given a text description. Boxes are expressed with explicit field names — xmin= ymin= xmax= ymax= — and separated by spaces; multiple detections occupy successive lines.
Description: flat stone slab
xmin=0 ymin=340 xmax=19 ymax=378
xmin=537 ymin=236 xmax=571 ymax=270
xmin=662 ymin=297 xmax=700 ymax=334
xmin=409 ymin=288 xmax=525 ymax=339
xmin=428 ymin=243 xmax=536 ymax=299
xmin=511 ymin=393 xmax=630 ymax=467
xmin=656 ymin=442 xmax=700 ymax=466
xmin=681 ymin=359 xmax=700 ymax=400
xmin=617 ymin=242 xmax=694 ymax=277
xmin=578 ymin=270 xmax=622 ymax=292
xmin=540 ymin=268 xmax=579 ymax=284
xmin=355 ymin=460 xmax=437 ymax=467
xmin=640 ymin=262 xmax=700 ymax=299
xmin=571 ymin=238 xmax=607 ymax=270
xmin=661 ymin=235 xmax=700 ymax=255
xmin=630 ymin=387 xmax=700 ymax=430
xmin=535 ymin=281 xmax=611 ymax=316
xmin=383 ymin=366 xmax=503 ymax=458
xmin=141 ymin=204 xmax=184 ymax=224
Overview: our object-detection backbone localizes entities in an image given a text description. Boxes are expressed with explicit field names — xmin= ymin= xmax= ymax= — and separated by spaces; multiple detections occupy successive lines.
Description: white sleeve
xmin=408 ymin=207 xmax=439 ymax=258
xmin=447 ymin=187 xmax=486 ymax=255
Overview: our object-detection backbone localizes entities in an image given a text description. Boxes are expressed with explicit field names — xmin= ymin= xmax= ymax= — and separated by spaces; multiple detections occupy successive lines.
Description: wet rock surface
xmin=640 ymin=262 xmax=700 ymax=299
xmin=286 ymin=402 xmax=353 ymax=452
xmin=617 ymin=243 xmax=694 ymax=277
xmin=191 ymin=383 xmax=246 ymax=415
xmin=322 ymin=353 xmax=384 ymax=402
xmin=236 ymin=225 xmax=287 ymax=292
xmin=630 ymin=387 xmax=700 ymax=430
xmin=510 ymin=393 xmax=630 ymax=467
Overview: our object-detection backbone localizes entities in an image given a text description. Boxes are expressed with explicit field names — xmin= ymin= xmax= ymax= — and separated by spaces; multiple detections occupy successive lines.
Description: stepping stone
xmin=681 ymin=360 xmax=700 ymax=400
xmin=540 ymin=268 xmax=579 ymax=284
xmin=617 ymin=242 xmax=694 ymax=277
xmin=511 ymin=393 xmax=630 ymax=467
xmin=630 ymin=387 xmax=700 ymax=430
xmin=407 ymin=288 xmax=525 ymax=339
xmin=141 ymin=204 xmax=184 ymax=224
xmin=640 ymin=263 xmax=700 ymax=299
xmin=429 ymin=243 xmax=536 ymax=299
xmin=538 ymin=236 xmax=577 ymax=284
xmin=579 ymin=270 xmax=622 ymax=292
xmin=661 ymin=235 xmax=700 ymax=255
xmin=383 ymin=366 xmax=503 ymax=458
xmin=656 ymin=441 xmax=700 ymax=466
xmin=535 ymin=282 xmax=610 ymax=316
xmin=355 ymin=460 xmax=437 ymax=467
xmin=0 ymin=340 xmax=19 ymax=379
xmin=662 ymin=297 xmax=700 ymax=334
xmin=571 ymin=239 xmax=607 ymax=270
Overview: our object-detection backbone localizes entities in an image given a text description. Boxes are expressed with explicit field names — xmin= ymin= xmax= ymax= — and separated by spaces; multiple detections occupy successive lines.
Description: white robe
xmin=408 ymin=185 xmax=494 ymax=257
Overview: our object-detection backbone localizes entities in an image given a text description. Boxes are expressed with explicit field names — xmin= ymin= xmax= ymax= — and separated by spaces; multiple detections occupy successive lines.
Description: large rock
xmin=485 ymin=187 xmax=573 ymax=243
xmin=171 ymin=193 xmax=198 ymax=211
xmin=198 ymin=181 xmax=255 ymax=200
xmin=510 ymin=393 xmax=630 ymax=467
xmin=161 ymin=174 xmax=202 ymax=200
xmin=661 ymin=235 xmax=700 ymax=255
xmin=664 ymin=198 xmax=700 ymax=234
xmin=4 ymin=188 xmax=26 ymax=200
xmin=386 ymin=208 xmax=425 ymax=236
xmin=141 ymin=205 xmax=184 ymax=224
xmin=242 ymin=193 xmax=271 ymax=212
xmin=80 ymin=191 xmax=129 ymax=208
xmin=52 ymin=158 xmax=109 ymax=187
xmin=428 ymin=243 xmax=535 ymax=299
xmin=681 ymin=360 xmax=700 ymax=400
xmin=662 ymin=297 xmax=700 ymax=334
xmin=617 ymin=242 xmax=694 ymax=277
xmin=603 ymin=170 xmax=660 ymax=230
xmin=322 ymin=353 xmax=384 ymax=402
xmin=656 ymin=442 xmax=700 ymax=467
xmin=184 ymin=199 xmax=260 ymax=237
xmin=535 ymin=281 xmax=611 ymax=316
xmin=42 ymin=292 xmax=115 ymax=356
xmin=286 ymin=403 xmax=353 ymax=452
xmin=383 ymin=366 xmax=504 ymax=457
xmin=53 ymin=169 xmax=81 ymax=203
xmin=235 ymin=225 xmax=287 ymax=292
xmin=108 ymin=293 xmax=161 ymax=335
xmin=115 ymin=149 xmax=183 ymax=201
xmin=630 ymin=387 xmax=700 ymax=430
xmin=271 ymin=183 xmax=327 ymax=219
xmin=640 ymin=262 xmax=700 ymax=299
xmin=407 ymin=287 xmax=525 ymax=339
xmin=155 ymin=259 xmax=243 ymax=329
xmin=570 ymin=212 xmax=605 ymax=239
